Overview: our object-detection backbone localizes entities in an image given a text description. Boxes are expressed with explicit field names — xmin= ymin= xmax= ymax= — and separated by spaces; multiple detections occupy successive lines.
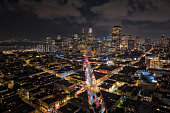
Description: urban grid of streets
xmin=18 ymin=47 xmax=154 ymax=113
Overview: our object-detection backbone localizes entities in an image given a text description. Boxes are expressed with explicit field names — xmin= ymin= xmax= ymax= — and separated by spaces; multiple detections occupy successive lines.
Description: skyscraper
xmin=161 ymin=35 xmax=165 ymax=46
xmin=45 ymin=37 xmax=56 ymax=52
xmin=88 ymin=25 xmax=93 ymax=45
xmin=55 ymin=35 xmax=62 ymax=53
xmin=145 ymin=37 xmax=152 ymax=51
xmin=128 ymin=40 xmax=135 ymax=50
xmin=120 ymin=35 xmax=132 ymax=50
xmin=112 ymin=26 xmax=121 ymax=50
xmin=135 ymin=36 xmax=140 ymax=50
xmin=79 ymin=27 xmax=87 ymax=54
xmin=82 ymin=27 xmax=86 ymax=45
xmin=160 ymin=35 xmax=165 ymax=52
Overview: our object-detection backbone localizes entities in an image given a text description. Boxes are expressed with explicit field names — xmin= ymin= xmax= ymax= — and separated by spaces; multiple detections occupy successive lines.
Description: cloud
xmin=91 ymin=0 xmax=127 ymax=20
xmin=127 ymin=0 xmax=170 ymax=22
xmin=0 ymin=0 xmax=170 ymax=39
xmin=90 ymin=0 xmax=128 ymax=27
xmin=89 ymin=0 xmax=170 ymax=38
xmin=1 ymin=0 xmax=86 ymax=24
xmin=91 ymin=0 xmax=170 ymax=24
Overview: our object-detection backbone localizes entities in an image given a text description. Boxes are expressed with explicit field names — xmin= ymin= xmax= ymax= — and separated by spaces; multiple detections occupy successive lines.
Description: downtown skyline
xmin=0 ymin=1 xmax=170 ymax=113
xmin=0 ymin=0 xmax=170 ymax=40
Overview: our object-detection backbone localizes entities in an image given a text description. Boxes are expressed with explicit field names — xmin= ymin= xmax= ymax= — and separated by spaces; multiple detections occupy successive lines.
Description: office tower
xmin=160 ymin=36 xmax=170 ymax=56
xmin=165 ymin=38 xmax=170 ymax=54
xmin=79 ymin=27 xmax=87 ymax=54
xmin=135 ymin=37 xmax=140 ymax=44
xmin=93 ymin=36 xmax=100 ymax=55
xmin=145 ymin=37 xmax=152 ymax=51
xmin=161 ymin=35 xmax=165 ymax=46
xmin=61 ymin=37 xmax=68 ymax=54
xmin=106 ymin=34 xmax=113 ymax=53
xmin=120 ymin=35 xmax=132 ymax=50
xmin=128 ymin=40 xmax=135 ymax=50
xmin=71 ymin=34 xmax=79 ymax=53
xmin=57 ymin=35 xmax=61 ymax=40
xmin=74 ymin=34 xmax=79 ymax=41
xmin=55 ymin=35 xmax=62 ymax=53
xmin=112 ymin=26 xmax=121 ymax=50
xmin=45 ymin=37 xmax=56 ymax=52
xmin=88 ymin=25 xmax=93 ymax=44
xmin=88 ymin=25 xmax=94 ymax=56
xmin=36 ymin=44 xmax=45 ymax=52
xmin=45 ymin=37 xmax=51 ymax=52
xmin=101 ymin=36 xmax=107 ymax=53
xmin=67 ymin=35 xmax=73 ymax=54
xmin=82 ymin=27 xmax=86 ymax=46
xmin=135 ymin=36 xmax=140 ymax=50
xmin=51 ymin=39 xmax=56 ymax=52
xmin=160 ymin=35 xmax=165 ymax=53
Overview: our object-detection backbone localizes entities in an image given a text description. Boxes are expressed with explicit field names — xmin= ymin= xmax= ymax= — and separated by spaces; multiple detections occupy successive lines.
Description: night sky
xmin=0 ymin=0 xmax=170 ymax=40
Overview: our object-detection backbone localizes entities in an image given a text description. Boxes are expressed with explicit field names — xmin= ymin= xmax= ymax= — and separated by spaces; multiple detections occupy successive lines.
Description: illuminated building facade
xmin=160 ymin=35 xmax=170 ymax=55
xmin=88 ymin=25 xmax=93 ymax=44
xmin=36 ymin=44 xmax=45 ymax=52
xmin=79 ymin=27 xmax=87 ymax=54
xmin=161 ymin=35 xmax=165 ymax=49
xmin=135 ymin=36 xmax=141 ymax=50
xmin=45 ymin=37 xmax=56 ymax=52
xmin=120 ymin=35 xmax=132 ymax=50
xmin=144 ymin=37 xmax=152 ymax=51
xmin=82 ymin=27 xmax=86 ymax=46
xmin=150 ymin=59 xmax=162 ymax=69
xmin=128 ymin=40 xmax=135 ymax=50
xmin=145 ymin=56 xmax=160 ymax=69
xmin=55 ymin=36 xmax=62 ymax=53
xmin=112 ymin=26 xmax=121 ymax=51
xmin=67 ymin=35 xmax=73 ymax=55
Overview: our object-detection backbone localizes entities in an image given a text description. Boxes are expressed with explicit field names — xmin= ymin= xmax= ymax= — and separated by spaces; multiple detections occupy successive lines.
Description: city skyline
xmin=0 ymin=0 xmax=170 ymax=40
xmin=0 ymin=1 xmax=170 ymax=113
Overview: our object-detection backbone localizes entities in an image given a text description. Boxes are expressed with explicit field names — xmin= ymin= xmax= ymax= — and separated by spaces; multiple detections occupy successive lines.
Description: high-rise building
xmin=159 ymin=35 xmax=170 ymax=56
xmin=161 ymin=35 xmax=165 ymax=46
xmin=88 ymin=25 xmax=93 ymax=44
xmin=79 ymin=27 xmax=87 ymax=54
xmin=45 ymin=37 xmax=51 ymax=52
xmin=36 ymin=44 xmax=45 ymax=52
xmin=57 ymin=35 xmax=61 ymax=40
xmin=120 ymin=35 xmax=132 ymax=50
xmin=145 ymin=37 xmax=152 ymax=51
xmin=45 ymin=37 xmax=56 ymax=52
xmin=61 ymin=37 xmax=68 ymax=54
xmin=88 ymin=25 xmax=95 ymax=56
xmin=51 ymin=39 xmax=56 ymax=52
xmin=71 ymin=34 xmax=79 ymax=53
xmin=165 ymin=38 xmax=170 ymax=53
xmin=55 ymin=35 xmax=62 ymax=53
xmin=112 ymin=26 xmax=121 ymax=50
xmin=135 ymin=37 xmax=140 ymax=50
xmin=82 ymin=27 xmax=86 ymax=45
xmin=128 ymin=40 xmax=135 ymax=50
xmin=106 ymin=34 xmax=113 ymax=53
